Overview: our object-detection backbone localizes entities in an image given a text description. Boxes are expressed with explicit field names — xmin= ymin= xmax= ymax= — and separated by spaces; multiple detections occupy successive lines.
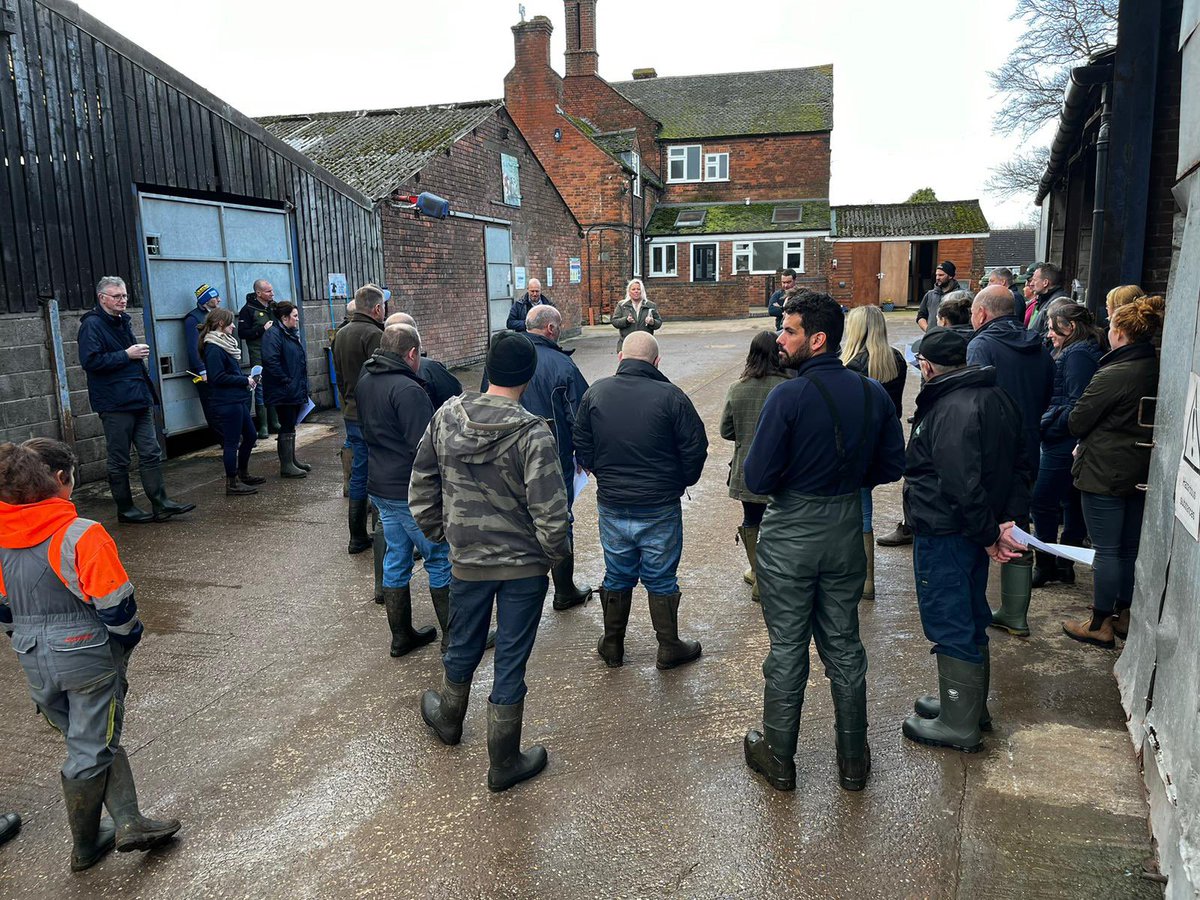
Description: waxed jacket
xmin=331 ymin=313 xmax=384 ymax=421
xmin=1069 ymin=342 xmax=1158 ymax=496
xmin=237 ymin=297 xmax=274 ymax=365
xmin=77 ymin=305 xmax=157 ymax=413
xmin=611 ymin=299 xmax=662 ymax=349
xmin=356 ymin=351 xmax=433 ymax=501
xmin=1040 ymin=338 xmax=1103 ymax=461
xmin=201 ymin=340 xmax=250 ymax=406
xmin=721 ymin=374 xmax=788 ymax=502
xmin=261 ymin=323 xmax=309 ymax=407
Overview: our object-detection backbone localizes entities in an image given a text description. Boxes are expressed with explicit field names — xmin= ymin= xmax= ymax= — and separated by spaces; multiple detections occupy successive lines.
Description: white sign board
xmin=1175 ymin=372 xmax=1200 ymax=540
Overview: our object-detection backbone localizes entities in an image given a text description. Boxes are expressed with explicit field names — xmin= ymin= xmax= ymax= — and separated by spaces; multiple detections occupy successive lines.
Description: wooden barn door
xmin=879 ymin=242 xmax=911 ymax=307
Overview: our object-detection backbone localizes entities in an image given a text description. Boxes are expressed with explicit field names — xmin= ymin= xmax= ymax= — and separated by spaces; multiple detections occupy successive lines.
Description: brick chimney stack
xmin=564 ymin=0 xmax=598 ymax=78
xmin=511 ymin=15 xmax=553 ymax=71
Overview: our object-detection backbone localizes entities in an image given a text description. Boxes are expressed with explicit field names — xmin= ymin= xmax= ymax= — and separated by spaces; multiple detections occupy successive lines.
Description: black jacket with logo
xmin=355 ymin=351 xmax=434 ymax=501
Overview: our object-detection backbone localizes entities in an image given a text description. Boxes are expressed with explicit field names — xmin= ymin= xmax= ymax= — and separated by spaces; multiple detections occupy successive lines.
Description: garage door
xmin=138 ymin=193 xmax=298 ymax=435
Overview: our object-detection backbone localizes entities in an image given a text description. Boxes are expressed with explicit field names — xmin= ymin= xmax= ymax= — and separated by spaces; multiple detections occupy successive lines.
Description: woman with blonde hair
xmin=1105 ymin=284 xmax=1146 ymax=317
xmin=611 ymin=278 xmax=661 ymax=349
xmin=840 ymin=305 xmax=906 ymax=600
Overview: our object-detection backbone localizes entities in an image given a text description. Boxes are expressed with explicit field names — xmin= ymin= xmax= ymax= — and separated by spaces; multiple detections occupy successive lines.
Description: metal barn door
xmin=138 ymin=194 xmax=298 ymax=435
xmin=485 ymin=225 xmax=513 ymax=333
xmin=879 ymin=242 xmax=911 ymax=307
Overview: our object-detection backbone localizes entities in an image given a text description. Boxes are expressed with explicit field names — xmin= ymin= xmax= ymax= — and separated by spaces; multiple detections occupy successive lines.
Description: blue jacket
xmin=506 ymin=293 xmax=552 ymax=331
xmin=260 ymin=323 xmax=309 ymax=406
xmin=744 ymin=354 xmax=905 ymax=497
xmin=1041 ymin=338 xmax=1102 ymax=461
xmin=183 ymin=303 xmax=209 ymax=375
xmin=521 ymin=334 xmax=589 ymax=498
xmin=201 ymin=341 xmax=250 ymax=407
xmin=966 ymin=315 xmax=1054 ymax=475
xmin=77 ymin=305 xmax=157 ymax=414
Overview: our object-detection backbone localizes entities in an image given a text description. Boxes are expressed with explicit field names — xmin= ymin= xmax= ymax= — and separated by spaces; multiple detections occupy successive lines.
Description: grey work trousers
xmin=99 ymin=407 xmax=163 ymax=480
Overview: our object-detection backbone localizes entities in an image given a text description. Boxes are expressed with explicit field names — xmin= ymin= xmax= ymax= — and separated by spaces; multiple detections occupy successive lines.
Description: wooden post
xmin=41 ymin=296 xmax=76 ymax=445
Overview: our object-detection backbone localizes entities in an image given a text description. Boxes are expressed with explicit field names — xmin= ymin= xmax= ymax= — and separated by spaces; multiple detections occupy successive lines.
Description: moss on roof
xmin=831 ymin=200 xmax=989 ymax=238
xmin=646 ymin=201 xmax=831 ymax=237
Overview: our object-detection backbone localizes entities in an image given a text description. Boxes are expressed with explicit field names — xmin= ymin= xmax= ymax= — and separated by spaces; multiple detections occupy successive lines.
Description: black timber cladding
xmin=0 ymin=0 xmax=382 ymax=314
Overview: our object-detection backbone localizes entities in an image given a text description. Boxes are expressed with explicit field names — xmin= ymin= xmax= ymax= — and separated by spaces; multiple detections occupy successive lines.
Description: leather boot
xmin=1030 ymin=549 xmax=1060 ymax=588
xmin=902 ymin=655 xmax=986 ymax=753
xmin=372 ymin=521 xmax=386 ymax=604
xmin=738 ymin=526 xmax=759 ymax=601
xmin=914 ymin=643 xmax=993 ymax=730
xmin=647 ymin=592 xmax=702 ymax=670
xmin=237 ymin=467 xmax=266 ymax=486
xmin=486 ymin=700 xmax=548 ymax=792
xmin=1062 ymin=608 xmax=1117 ymax=648
xmin=0 ymin=812 xmax=19 ymax=846
xmin=347 ymin=498 xmax=372 ymax=554
xmin=430 ymin=585 xmax=452 ymax=652
xmin=990 ymin=549 xmax=1033 ymax=636
xmin=61 ymin=771 xmax=116 ymax=871
xmin=832 ymin=685 xmax=871 ymax=791
xmin=876 ymin=521 xmax=912 ymax=546
xmin=551 ymin=553 xmax=593 ymax=611
xmin=104 ymin=747 xmax=181 ymax=853
xmin=421 ymin=673 xmax=471 ymax=745
xmin=1113 ymin=608 xmax=1131 ymax=640
xmin=383 ymin=586 xmax=437 ymax=657
xmin=596 ymin=587 xmax=633 ymax=667
xmin=278 ymin=434 xmax=307 ymax=479
xmin=255 ymin=401 xmax=269 ymax=440
xmin=225 ymin=475 xmax=257 ymax=495
xmin=140 ymin=464 xmax=195 ymax=521
xmin=861 ymin=532 xmax=875 ymax=601
xmin=339 ymin=446 xmax=352 ymax=497
xmin=109 ymin=474 xmax=153 ymax=524
xmin=743 ymin=729 xmax=796 ymax=792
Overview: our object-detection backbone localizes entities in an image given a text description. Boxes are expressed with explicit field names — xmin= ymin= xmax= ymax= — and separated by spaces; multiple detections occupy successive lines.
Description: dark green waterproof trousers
xmin=756 ymin=490 xmax=868 ymax=758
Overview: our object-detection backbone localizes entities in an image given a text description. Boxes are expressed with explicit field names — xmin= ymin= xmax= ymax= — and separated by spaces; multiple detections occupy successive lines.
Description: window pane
xmin=686 ymin=146 xmax=701 ymax=180
xmin=670 ymin=157 xmax=685 ymax=180
xmin=752 ymin=241 xmax=784 ymax=272
xmin=718 ymin=154 xmax=728 ymax=180
xmin=785 ymin=241 xmax=804 ymax=270
xmin=666 ymin=245 xmax=676 ymax=273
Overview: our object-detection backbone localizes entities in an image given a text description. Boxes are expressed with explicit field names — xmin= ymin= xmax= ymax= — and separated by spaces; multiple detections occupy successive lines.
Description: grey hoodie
xmin=409 ymin=392 xmax=569 ymax=581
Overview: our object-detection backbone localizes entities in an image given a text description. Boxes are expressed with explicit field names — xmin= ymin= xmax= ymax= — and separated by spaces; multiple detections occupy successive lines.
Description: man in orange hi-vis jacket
xmin=0 ymin=438 xmax=181 ymax=872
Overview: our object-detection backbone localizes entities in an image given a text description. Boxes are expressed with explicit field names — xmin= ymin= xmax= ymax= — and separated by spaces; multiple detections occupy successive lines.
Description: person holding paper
xmin=261 ymin=302 xmax=311 ymax=479
xmin=198 ymin=309 xmax=262 ymax=495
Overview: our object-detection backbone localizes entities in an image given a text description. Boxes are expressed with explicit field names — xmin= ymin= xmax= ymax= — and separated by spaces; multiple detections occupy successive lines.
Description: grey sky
xmin=75 ymin=0 xmax=1039 ymax=227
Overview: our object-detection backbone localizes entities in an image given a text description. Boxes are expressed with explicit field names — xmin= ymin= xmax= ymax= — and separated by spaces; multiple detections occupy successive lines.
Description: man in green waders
xmin=741 ymin=293 xmax=906 ymax=793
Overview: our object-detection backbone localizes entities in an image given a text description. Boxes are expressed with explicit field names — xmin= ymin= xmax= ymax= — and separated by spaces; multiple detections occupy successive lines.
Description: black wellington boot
xmin=743 ymin=729 xmax=797 ymax=792
xmin=347 ymin=498 xmax=372 ymax=554
xmin=225 ymin=475 xmax=257 ymax=496
xmin=902 ymin=655 xmax=986 ymax=753
xmin=914 ymin=643 xmax=993 ymax=730
xmin=832 ymin=685 xmax=871 ymax=791
xmin=430 ymin=585 xmax=452 ymax=652
xmin=486 ymin=700 xmax=548 ymax=792
xmin=1030 ymin=550 xmax=1060 ymax=588
xmin=62 ymin=772 xmax=116 ymax=872
xmin=141 ymin=464 xmax=195 ymax=520
xmin=104 ymin=747 xmax=181 ymax=852
xmin=0 ymin=811 xmax=19 ymax=845
xmin=372 ymin=520 xmax=386 ymax=604
xmin=647 ymin=592 xmax=702 ymax=670
xmin=384 ymin=586 xmax=437 ymax=657
xmin=551 ymin=553 xmax=593 ymax=611
xmin=109 ymin=475 xmax=154 ymax=524
xmin=421 ymin=673 xmax=472 ymax=746
xmin=596 ymin=587 xmax=633 ymax=667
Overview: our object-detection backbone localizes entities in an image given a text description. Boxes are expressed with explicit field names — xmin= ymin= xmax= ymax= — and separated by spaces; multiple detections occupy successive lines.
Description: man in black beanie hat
xmin=411 ymin=330 xmax=569 ymax=793
xmin=915 ymin=260 xmax=961 ymax=333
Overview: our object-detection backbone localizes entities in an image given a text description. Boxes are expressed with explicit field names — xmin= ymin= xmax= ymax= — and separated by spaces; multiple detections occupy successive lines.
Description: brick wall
xmin=657 ymin=134 xmax=831 ymax=204
xmin=563 ymin=75 xmax=663 ymax=180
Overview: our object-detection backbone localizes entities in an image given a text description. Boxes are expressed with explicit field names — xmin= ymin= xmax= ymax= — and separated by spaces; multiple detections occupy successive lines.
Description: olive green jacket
xmin=720 ymin=374 xmax=788 ymax=502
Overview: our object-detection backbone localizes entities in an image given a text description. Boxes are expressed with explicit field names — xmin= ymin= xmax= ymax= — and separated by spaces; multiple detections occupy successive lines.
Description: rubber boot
xmin=61 ymin=772 xmax=116 ymax=872
xmin=383 ymin=586 xmax=437 ymax=657
xmin=104 ymin=747 xmax=181 ymax=852
xmin=876 ymin=521 xmax=912 ymax=547
xmin=743 ymin=729 xmax=796 ymax=792
xmin=225 ymin=475 xmax=257 ymax=496
xmin=255 ymin=401 xmax=269 ymax=440
xmin=430 ymin=585 xmax=452 ymax=652
xmin=278 ymin=433 xmax=307 ymax=479
xmin=267 ymin=404 xmax=281 ymax=434
xmin=738 ymin=526 xmax=759 ymax=601
xmin=109 ymin=475 xmax=154 ymax=524
xmin=902 ymin=655 xmax=986 ymax=753
xmin=551 ymin=553 xmax=593 ymax=611
xmin=486 ymin=700 xmax=548 ymax=792
xmin=347 ymin=498 xmax=372 ymax=554
xmin=339 ymin=446 xmax=352 ymax=497
xmin=914 ymin=643 xmax=993 ymax=731
xmin=832 ymin=685 xmax=871 ymax=791
xmin=596 ymin=587 xmax=633 ymax=667
xmin=861 ymin=532 xmax=875 ymax=601
xmin=1062 ymin=608 xmax=1117 ymax=648
xmin=292 ymin=435 xmax=312 ymax=472
xmin=372 ymin=521 xmax=386 ymax=604
xmin=0 ymin=812 xmax=19 ymax=846
xmin=1113 ymin=608 xmax=1131 ymax=640
xmin=647 ymin=592 xmax=702 ymax=670
xmin=140 ymin=464 xmax=195 ymax=521
xmin=990 ymin=549 xmax=1033 ymax=636
xmin=1030 ymin=549 xmax=1060 ymax=588
xmin=421 ymin=673 xmax=471 ymax=746
xmin=237 ymin=467 xmax=266 ymax=486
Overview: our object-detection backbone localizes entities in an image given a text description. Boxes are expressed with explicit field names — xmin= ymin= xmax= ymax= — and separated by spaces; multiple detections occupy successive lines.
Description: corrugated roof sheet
xmin=257 ymin=101 xmax=502 ymax=201
xmin=985 ymin=228 xmax=1037 ymax=266
xmin=611 ymin=66 xmax=833 ymax=139
xmin=830 ymin=200 xmax=989 ymax=238
xmin=645 ymin=200 xmax=831 ymax=237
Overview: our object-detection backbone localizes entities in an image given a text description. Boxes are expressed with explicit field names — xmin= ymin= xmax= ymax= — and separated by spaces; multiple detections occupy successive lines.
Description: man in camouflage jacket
xmin=411 ymin=331 xmax=569 ymax=793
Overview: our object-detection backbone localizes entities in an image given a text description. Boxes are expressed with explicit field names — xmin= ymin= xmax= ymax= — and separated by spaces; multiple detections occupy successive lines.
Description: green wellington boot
xmin=596 ymin=587 xmax=633 ymax=667
xmin=738 ymin=526 xmax=760 ymax=601
xmin=914 ymin=644 xmax=993 ymax=730
xmin=62 ymin=772 xmax=116 ymax=871
xmin=421 ymin=673 xmax=472 ymax=745
xmin=902 ymin=655 xmax=986 ymax=753
xmin=255 ymin=401 xmax=269 ymax=440
xmin=486 ymin=700 xmax=548 ymax=792
xmin=990 ymin=549 xmax=1033 ymax=636
xmin=278 ymin=434 xmax=307 ymax=479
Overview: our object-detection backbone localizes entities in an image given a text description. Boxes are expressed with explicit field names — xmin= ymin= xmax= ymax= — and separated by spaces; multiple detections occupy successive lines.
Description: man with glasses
xmin=78 ymin=277 xmax=196 ymax=523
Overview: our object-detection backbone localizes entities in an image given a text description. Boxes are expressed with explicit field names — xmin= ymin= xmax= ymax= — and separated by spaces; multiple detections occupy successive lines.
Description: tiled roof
xmin=830 ymin=200 xmax=989 ymax=239
xmin=611 ymin=66 xmax=833 ymax=139
xmin=257 ymin=101 xmax=502 ymax=201
xmin=985 ymin=228 xmax=1037 ymax=266
xmin=645 ymin=200 xmax=832 ymax=237
xmin=592 ymin=129 xmax=637 ymax=155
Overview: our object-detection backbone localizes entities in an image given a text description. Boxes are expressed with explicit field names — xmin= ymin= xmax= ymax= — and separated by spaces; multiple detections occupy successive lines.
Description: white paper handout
xmin=1010 ymin=525 xmax=1095 ymax=567
xmin=573 ymin=469 xmax=590 ymax=499
xmin=297 ymin=397 xmax=316 ymax=424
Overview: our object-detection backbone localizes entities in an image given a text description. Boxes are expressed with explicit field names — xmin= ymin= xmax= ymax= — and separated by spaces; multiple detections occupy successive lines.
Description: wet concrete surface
xmin=0 ymin=315 xmax=1161 ymax=898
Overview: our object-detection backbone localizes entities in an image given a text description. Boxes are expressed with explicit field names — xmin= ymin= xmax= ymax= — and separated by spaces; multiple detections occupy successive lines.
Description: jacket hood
xmin=0 ymin=497 xmax=78 ymax=549
xmin=362 ymin=350 xmax=423 ymax=379
xmin=82 ymin=304 xmax=129 ymax=327
xmin=439 ymin=392 xmax=543 ymax=464
xmin=529 ymin=332 xmax=575 ymax=356
xmin=974 ymin=316 xmax=1045 ymax=355
xmin=915 ymin=365 xmax=997 ymax=417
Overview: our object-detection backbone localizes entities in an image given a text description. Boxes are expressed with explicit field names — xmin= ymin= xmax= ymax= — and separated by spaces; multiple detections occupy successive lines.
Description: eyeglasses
xmin=102 ymin=292 xmax=128 ymax=300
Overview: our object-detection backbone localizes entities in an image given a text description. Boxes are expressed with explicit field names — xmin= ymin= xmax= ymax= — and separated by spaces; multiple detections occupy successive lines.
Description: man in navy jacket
xmin=77 ymin=276 xmax=195 ymax=523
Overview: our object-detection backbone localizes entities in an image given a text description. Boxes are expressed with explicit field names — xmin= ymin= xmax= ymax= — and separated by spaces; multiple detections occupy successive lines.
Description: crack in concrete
xmin=954 ymin=755 xmax=969 ymax=900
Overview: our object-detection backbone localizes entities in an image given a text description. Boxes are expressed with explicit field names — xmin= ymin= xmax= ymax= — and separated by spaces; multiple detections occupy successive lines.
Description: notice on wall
xmin=1175 ymin=372 xmax=1200 ymax=540
xmin=328 ymin=273 xmax=348 ymax=299
xmin=501 ymin=153 xmax=521 ymax=206
xmin=515 ymin=267 xmax=526 ymax=291
xmin=546 ymin=267 xmax=553 ymax=288
xmin=569 ymin=258 xmax=582 ymax=284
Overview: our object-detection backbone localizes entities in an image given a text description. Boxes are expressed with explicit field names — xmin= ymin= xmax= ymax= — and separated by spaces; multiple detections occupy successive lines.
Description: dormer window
xmin=674 ymin=209 xmax=706 ymax=227
xmin=772 ymin=206 xmax=803 ymax=224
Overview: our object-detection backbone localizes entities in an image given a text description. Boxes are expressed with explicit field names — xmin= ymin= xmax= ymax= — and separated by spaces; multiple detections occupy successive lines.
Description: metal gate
xmin=485 ymin=225 xmax=513 ymax=333
xmin=136 ymin=193 xmax=298 ymax=435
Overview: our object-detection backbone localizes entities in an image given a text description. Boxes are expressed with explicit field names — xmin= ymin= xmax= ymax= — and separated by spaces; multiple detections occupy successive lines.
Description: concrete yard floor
xmin=0 ymin=316 xmax=1161 ymax=899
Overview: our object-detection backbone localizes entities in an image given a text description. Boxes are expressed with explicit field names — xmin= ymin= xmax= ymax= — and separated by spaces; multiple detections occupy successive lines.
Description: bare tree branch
xmin=986 ymin=146 xmax=1053 ymax=200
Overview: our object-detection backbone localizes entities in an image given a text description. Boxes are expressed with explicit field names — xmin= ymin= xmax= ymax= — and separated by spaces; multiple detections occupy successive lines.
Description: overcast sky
xmin=75 ymin=0 xmax=1042 ymax=227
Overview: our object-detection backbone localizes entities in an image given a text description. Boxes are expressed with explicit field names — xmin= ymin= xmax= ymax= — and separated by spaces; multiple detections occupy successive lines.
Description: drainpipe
xmin=40 ymin=296 xmax=76 ymax=445
xmin=1086 ymin=81 xmax=1112 ymax=320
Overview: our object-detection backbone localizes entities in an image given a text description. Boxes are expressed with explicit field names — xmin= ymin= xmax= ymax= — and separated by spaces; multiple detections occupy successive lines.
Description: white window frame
xmin=733 ymin=242 xmax=752 ymax=274
xmin=631 ymin=151 xmax=642 ymax=197
xmin=668 ymin=145 xmax=702 ymax=183
xmin=690 ymin=242 xmax=720 ymax=283
xmin=649 ymin=243 xmax=677 ymax=277
xmin=633 ymin=229 xmax=642 ymax=277
xmin=704 ymin=152 xmax=729 ymax=182
xmin=785 ymin=239 xmax=805 ymax=272
xmin=728 ymin=239 xmax=808 ymax=275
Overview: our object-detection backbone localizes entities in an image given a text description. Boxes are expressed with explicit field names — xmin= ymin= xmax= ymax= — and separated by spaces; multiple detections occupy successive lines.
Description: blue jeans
xmin=370 ymin=495 xmax=450 ymax=589
xmin=860 ymin=488 xmax=873 ymax=533
xmin=912 ymin=534 xmax=991 ymax=664
xmin=1080 ymin=491 xmax=1145 ymax=614
xmin=444 ymin=574 xmax=548 ymax=705
xmin=343 ymin=420 xmax=369 ymax=501
xmin=598 ymin=502 xmax=683 ymax=594
xmin=213 ymin=401 xmax=257 ymax=476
